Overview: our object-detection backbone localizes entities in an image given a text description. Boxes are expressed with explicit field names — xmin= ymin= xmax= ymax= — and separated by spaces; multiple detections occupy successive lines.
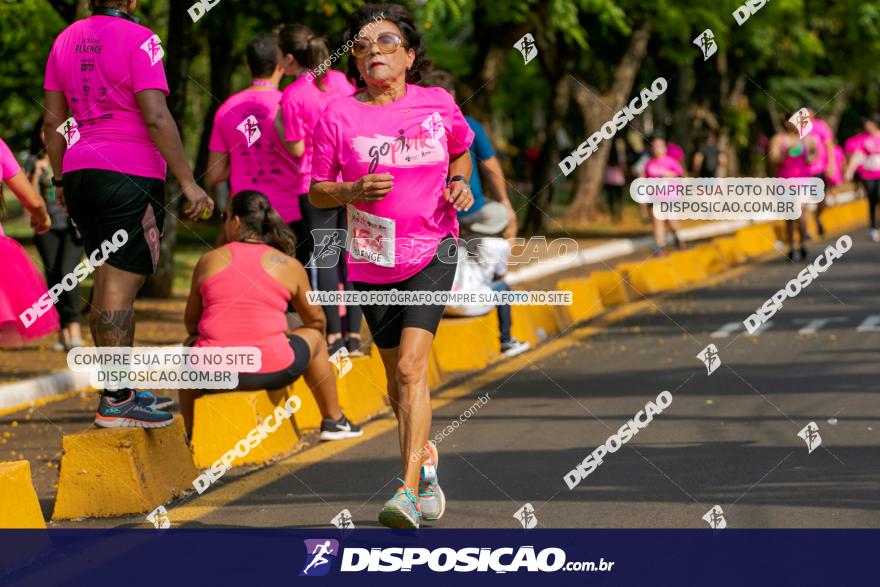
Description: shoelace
xmin=394 ymin=478 xmax=420 ymax=509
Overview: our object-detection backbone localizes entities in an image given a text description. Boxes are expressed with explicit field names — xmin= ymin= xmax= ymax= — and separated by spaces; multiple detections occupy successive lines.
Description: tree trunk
xmin=523 ymin=75 xmax=570 ymax=235
xmin=562 ymin=23 xmax=651 ymax=224
xmin=141 ymin=0 xmax=192 ymax=298
xmin=194 ymin=2 xmax=236 ymax=180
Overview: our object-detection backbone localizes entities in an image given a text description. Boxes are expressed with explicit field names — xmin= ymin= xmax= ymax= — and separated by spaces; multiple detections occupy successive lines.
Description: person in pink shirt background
xmin=276 ymin=24 xmax=363 ymax=358
xmin=42 ymin=0 xmax=212 ymax=428
xmin=309 ymin=3 xmax=473 ymax=529
xmin=206 ymin=33 xmax=299 ymax=238
xmin=770 ymin=119 xmax=820 ymax=260
xmin=844 ymin=114 xmax=880 ymax=241
xmin=644 ymin=136 xmax=686 ymax=255
xmin=0 ymin=137 xmax=58 ymax=347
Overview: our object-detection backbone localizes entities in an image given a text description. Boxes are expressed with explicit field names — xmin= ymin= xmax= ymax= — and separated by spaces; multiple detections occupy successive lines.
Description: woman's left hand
xmin=444 ymin=179 xmax=473 ymax=212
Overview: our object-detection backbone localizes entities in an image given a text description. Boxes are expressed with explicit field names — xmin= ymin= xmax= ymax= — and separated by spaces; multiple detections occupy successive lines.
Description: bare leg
xmin=88 ymin=264 xmax=146 ymax=398
xmin=180 ymin=389 xmax=205 ymax=439
xmin=652 ymin=215 xmax=666 ymax=249
xmin=293 ymin=327 xmax=343 ymax=420
xmin=385 ymin=328 xmax=434 ymax=491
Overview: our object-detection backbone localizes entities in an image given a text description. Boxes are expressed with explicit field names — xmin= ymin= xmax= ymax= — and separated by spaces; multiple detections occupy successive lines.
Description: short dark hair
xmin=89 ymin=0 xmax=130 ymax=10
xmin=247 ymin=33 xmax=279 ymax=79
xmin=344 ymin=3 xmax=431 ymax=88
xmin=420 ymin=69 xmax=455 ymax=94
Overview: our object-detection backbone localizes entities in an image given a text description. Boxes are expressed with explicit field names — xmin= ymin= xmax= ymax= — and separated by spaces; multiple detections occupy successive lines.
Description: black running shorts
xmin=64 ymin=169 xmax=165 ymax=275
xmin=352 ymin=236 xmax=458 ymax=349
xmin=236 ymin=334 xmax=311 ymax=391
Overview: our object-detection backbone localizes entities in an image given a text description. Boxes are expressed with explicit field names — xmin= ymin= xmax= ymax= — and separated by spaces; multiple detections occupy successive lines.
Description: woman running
xmin=309 ymin=3 xmax=474 ymax=528
xmin=0 ymin=137 xmax=59 ymax=346
xmin=277 ymin=24 xmax=364 ymax=357
xmin=844 ymin=115 xmax=880 ymax=242
xmin=43 ymin=0 xmax=212 ymax=428
xmin=28 ymin=118 xmax=84 ymax=351
xmin=769 ymin=120 xmax=819 ymax=260
xmin=645 ymin=136 xmax=686 ymax=254
xmin=182 ymin=190 xmax=362 ymax=441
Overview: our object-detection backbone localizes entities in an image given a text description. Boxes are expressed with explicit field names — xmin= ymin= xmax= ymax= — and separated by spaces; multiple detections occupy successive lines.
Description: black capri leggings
xmin=353 ymin=236 xmax=458 ymax=349
xmin=236 ymin=334 xmax=311 ymax=391
xmin=290 ymin=194 xmax=363 ymax=336
xmin=33 ymin=226 xmax=83 ymax=326
xmin=864 ymin=179 xmax=880 ymax=230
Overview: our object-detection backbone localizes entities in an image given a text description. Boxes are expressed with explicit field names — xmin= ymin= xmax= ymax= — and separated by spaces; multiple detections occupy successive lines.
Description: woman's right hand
xmin=181 ymin=182 xmax=214 ymax=220
xmin=350 ymin=173 xmax=394 ymax=203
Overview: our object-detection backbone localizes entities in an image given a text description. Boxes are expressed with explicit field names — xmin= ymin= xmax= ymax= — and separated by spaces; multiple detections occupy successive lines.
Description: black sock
xmin=103 ymin=388 xmax=131 ymax=402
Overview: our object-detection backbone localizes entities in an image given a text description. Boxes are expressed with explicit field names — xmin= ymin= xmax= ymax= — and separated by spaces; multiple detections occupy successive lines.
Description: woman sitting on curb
xmin=182 ymin=190 xmax=363 ymax=442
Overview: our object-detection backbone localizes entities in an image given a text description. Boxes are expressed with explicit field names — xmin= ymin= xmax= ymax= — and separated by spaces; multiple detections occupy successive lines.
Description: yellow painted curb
xmin=0 ymin=461 xmax=45 ymax=528
xmin=735 ymin=224 xmax=777 ymax=258
xmin=337 ymin=354 xmax=388 ymax=424
xmin=694 ymin=243 xmax=727 ymax=274
xmin=52 ymin=416 xmax=197 ymax=520
xmin=591 ymin=269 xmax=631 ymax=307
xmin=291 ymin=379 xmax=323 ymax=431
xmin=432 ymin=314 xmax=500 ymax=372
xmin=190 ymin=392 xmax=299 ymax=469
xmin=712 ymin=236 xmax=747 ymax=265
xmin=524 ymin=303 xmax=563 ymax=339
xmin=510 ymin=304 xmax=539 ymax=346
xmin=668 ymin=250 xmax=708 ymax=284
xmin=626 ymin=258 xmax=682 ymax=295
xmin=556 ymin=277 xmax=604 ymax=323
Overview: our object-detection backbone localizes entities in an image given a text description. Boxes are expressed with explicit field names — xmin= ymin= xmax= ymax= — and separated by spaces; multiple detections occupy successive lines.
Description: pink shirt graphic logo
xmin=140 ymin=34 xmax=164 ymax=66
xmin=56 ymin=117 xmax=81 ymax=147
xmin=353 ymin=129 xmax=445 ymax=174
xmin=421 ymin=112 xmax=446 ymax=145
xmin=236 ymin=115 xmax=261 ymax=147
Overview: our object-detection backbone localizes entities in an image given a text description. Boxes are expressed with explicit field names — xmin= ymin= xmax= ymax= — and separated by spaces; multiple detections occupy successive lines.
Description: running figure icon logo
xmin=789 ymin=108 xmax=813 ymax=138
xmin=139 ymin=34 xmax=165 ymax=66
xmin=331 ymin=508 xmax=355 ymax=530
xmin=300 ymin=539 xmax=339 ymax=577
xmin=798 ymin=421 xmax=822 ymax=453
xmin=56 ymin=117 xmax=80 ymax=147
xmin=146 ymin=505 xmax=170 ymax=529
xmin=236 ymin=115 xmax=261 ymax=147
xmin=693 ymin=29 xmax=717 ymax=60
xmin=514 ymin=503 xmax=538 ymax=529
xmin=697 ymin=344 xmax=721 ymax=375
xmin=329 ymin=346 xmax=353 ymax=378
xmin=702 ymin=505 xmax=727 ymax=530
xmin=514 ymin=33 xmax=538 ymax=65
xmin=310 ymin=229 xmax=347 ymax=269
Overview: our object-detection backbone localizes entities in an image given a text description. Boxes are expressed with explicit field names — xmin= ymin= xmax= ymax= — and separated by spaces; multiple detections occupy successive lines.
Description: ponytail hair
xmin=278 ymin=24 xmax=331 ymax=90
xmin=229 ymin=190 xmax=297 ymax=257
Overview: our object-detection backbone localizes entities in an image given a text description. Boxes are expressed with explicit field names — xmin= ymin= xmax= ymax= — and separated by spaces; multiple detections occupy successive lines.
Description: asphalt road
xmin=122 ymin=228 xmax=878 ymax=530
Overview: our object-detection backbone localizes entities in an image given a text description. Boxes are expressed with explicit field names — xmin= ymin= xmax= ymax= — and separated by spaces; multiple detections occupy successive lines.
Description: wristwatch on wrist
xmin=51 ymin=177 xmax=63 ymax=188
xmin=446 ymin=175 xmax=468 ymax=186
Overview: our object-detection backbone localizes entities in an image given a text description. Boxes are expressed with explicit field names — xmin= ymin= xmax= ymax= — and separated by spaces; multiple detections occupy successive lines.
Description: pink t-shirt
xmin=852 ymin=133 xmax=880 ymax=180
xmin=775 ymin=138 xmax=811 ymax=179
xmin=0 ymin=139 xmax=21 ymax=182
xmin=311 ymin=84 xmax=475 ymax=284
xmin=0 ymin=139 xmax=21 ymax=237
xmin=645 ymin=155 xmax=683 ymax=178
xmin=44 ymin=15 xmax=169 ymax=179
xmin=805 ymin=117 xmax=832 ymax=176
xmin=209 ymin=86 xmax=301 ymax=222
xmin=281 ymin=70 xmax=356 ymax=195
xmin=667 ymin=143 xmax=685 ymax=162
xmin=845 ymin=133 xmax=868 ymax=177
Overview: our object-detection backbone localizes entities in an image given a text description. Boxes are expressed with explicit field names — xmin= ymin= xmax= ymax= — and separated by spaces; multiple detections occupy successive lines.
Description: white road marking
xmin=856 ymin=315 xmax=880 ymax=333
xmin=794 ymin=317 xmax=848 ymax=335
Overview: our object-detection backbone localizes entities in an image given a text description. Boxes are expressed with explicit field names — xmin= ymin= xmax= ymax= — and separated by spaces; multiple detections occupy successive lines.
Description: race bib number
xmin=346 ymin=206 xmax=396 ymax=267
xmin=864 ymin=153 xmax=880 ymax=171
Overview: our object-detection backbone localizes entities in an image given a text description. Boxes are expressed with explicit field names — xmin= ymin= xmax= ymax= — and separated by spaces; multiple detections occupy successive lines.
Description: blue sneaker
xmin=95 ymin=391 xmax=173 ymax=429
xmin=378 ymin=479 xmax=421 ymax=529
xmin=135 ymin=391 xmax=173 ymax=411
xmin=419 ymin=441 xmax=446 ymax=522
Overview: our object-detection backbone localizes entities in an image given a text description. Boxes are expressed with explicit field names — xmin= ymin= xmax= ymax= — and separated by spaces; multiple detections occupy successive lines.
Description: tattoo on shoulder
xmin=268 ymin=254 xmax=291 ymax=265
